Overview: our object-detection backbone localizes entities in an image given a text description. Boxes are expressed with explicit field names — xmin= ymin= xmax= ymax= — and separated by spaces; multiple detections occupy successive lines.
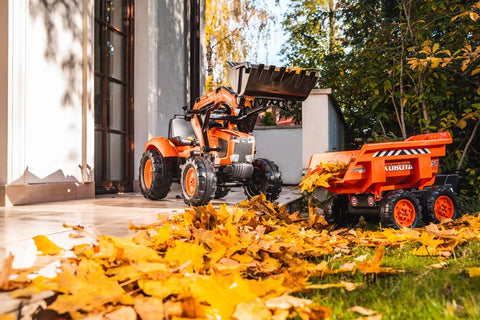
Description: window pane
xmin=94 ymin=23 xmax=103 ymax=73
xmin=94 ymin=76 xmax=103 ymax=127
xmin=95 ymin=130 xmax=104 ymax=182
xmin=95 ymin=0 xmax=105 ymax=20
xmin=107 ymin=0 xmax=125 ymax=31
xmin=107 ymin=31 xmax=125 ymax=81
xmin=107 ymin=133 xmax=125 ymax=181
xmin=108 ymin=81 xmax=125 ymax=131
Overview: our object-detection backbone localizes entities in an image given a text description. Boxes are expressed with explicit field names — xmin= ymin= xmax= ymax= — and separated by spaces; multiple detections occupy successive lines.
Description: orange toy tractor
xmin=307 ymin=132 xmax=460 ymax=229
xmin=140 ymin=62 xmax=318 ymax=206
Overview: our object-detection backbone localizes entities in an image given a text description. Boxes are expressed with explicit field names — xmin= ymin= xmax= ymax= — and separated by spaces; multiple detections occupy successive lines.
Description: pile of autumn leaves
xmin=3 ymin=195 xmax=480 ymax=320
xmin=299 ymin=161 xmax=349 ymax=193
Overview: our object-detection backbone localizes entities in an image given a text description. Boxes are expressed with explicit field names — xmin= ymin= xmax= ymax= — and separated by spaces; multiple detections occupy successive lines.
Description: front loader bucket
xmin=227 ymin=61 xmax=318 ymax=101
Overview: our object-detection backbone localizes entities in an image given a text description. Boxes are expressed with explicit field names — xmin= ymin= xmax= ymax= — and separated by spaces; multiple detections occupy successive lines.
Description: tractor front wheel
xmin=244 ymin=158 xmax=282 ymax=201
xmin=424 ymin=186 xmax=459 ymax=224
xmin=139 ymin=149 xmax=172 ymax=200
xmin=380 ymin=190 xmax=422 ymax=229
xmin=181 ymin=157 xmax=217 ymax=206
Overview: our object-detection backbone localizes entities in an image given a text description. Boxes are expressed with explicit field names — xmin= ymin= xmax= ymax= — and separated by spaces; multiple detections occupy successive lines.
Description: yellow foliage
xmin=300 ymin=160 xmax=350 ymax=193
xmin=5 ymin=197 xmax=480 ymax=319
xmin=466 ymin=267 xmax=480 ymax=277
xmin=33 ymin=235 xmax=63 ymax=256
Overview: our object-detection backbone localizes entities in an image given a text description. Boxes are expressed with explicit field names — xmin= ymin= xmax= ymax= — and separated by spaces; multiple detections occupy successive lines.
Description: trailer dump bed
xmin=307 ymin=132 xmax=453 ymax=200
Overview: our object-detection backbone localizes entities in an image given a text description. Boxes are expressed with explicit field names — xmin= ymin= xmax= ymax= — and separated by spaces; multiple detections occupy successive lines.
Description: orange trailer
xmin=307 ymin=132 xmax=460 ymax=229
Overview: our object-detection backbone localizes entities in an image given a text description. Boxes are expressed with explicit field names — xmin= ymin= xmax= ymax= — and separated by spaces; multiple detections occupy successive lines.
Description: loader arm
xmin=187 ymin=62 xmax=319 ymax=149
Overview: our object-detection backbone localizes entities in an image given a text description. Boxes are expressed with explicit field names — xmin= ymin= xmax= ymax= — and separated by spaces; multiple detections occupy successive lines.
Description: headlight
xmin=245 ymin=155 xmax=253 ymax=163
xmin=229 ymin=154 xmax=240 ymax=163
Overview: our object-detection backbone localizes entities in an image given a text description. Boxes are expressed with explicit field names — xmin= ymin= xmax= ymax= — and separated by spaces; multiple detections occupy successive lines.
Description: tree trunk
xmin=328 ymin=0 xmax=336 ymax=54
xmin=398 ymin=31 xmax=407 ymax=139
xmin=456 ymin=118 xmax=480 ymax=173
xmin=417 ymin=73 xmax=430 ymax=133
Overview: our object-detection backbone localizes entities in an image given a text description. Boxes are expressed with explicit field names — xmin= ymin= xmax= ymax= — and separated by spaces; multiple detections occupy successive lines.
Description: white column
xmin=7 ymin=0 xmax=28 ymax=186
xmin=302 ymin=89 xmax=331 ymax=170
xmin=0 ymin=0 xmax=8 ymax=189
xmin=82 ymin=0 xmax=95 ymax=183
xmin=133 ymin=0 xmax=159 ymax=190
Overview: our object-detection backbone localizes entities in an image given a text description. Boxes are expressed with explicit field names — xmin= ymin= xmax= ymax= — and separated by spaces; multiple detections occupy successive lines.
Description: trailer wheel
xmin=324 ymin=194 xmax=357 ymax=227
xmin=139 ymin=149 xmax=172 ymax=200
xmin=244 ymin=158 xmax=282 ymax=201
xmin=380 ymin=190 xmax=422 ymax=229
xmin=215 ymin=187 xmax=231 ymax=199
xmin=181 ymin=157 xmax=217 ymax=206
xmin=424 ymin=186 xmax=459 ymax=223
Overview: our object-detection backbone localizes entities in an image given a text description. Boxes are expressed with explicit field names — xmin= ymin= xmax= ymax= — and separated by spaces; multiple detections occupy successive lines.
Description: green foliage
xmin=281 ymin=0 xmax=480 ymax=203
xmin=259 ymin=111 xmax=277 ymax=126
xmin=281 ymin=0 xmax=342 ymax=68
xmin=279 ymin=102 xmax=302 ymax=125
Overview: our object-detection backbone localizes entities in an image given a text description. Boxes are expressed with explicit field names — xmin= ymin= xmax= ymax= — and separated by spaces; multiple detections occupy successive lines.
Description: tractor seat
xmin=168 ymin=116 xmax=198 ymax=147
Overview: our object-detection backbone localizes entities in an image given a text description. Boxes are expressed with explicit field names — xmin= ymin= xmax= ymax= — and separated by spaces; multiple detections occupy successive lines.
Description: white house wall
xmin=1 ymin=0 xmax=95 ymax=206
xmin=26 ymin=1 xmax=83 ymax=183
xmin=253 ymin=126 xmax=303 ymax=185
xmin=134 ymin=0 xmax=190 ymax=190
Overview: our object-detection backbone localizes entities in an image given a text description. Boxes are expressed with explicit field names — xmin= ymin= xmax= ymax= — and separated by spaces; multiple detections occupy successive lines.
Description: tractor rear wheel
xmin=139 ymin=149 xmax=172 ymax=200
xmin=424 ymin=186 xmax=459 ymax=223
xmin=244 ymin=158 xmax=282 ymax=201
xmin=380 ymin=190 xmax=422 ymax=229
xmin=324 ymin=194 xmax=357 ymax=227
xmin=181 ymin=157 xmax=217 ymax=206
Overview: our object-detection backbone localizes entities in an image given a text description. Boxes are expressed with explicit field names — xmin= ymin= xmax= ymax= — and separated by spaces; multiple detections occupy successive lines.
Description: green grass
xmin=301 ymin=240 xmax=480 ymax=319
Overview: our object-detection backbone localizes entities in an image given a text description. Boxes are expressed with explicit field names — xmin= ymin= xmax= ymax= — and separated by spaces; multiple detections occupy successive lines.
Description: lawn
xmin=309 ymin=240 xmax=480 ymax=319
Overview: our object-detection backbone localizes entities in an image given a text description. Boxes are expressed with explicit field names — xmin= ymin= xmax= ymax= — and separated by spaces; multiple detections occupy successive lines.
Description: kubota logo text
xmin=385 ymin=163 xmax=413 ymax=172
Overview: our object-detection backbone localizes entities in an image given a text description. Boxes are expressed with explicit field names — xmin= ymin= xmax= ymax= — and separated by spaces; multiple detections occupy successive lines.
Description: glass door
xmin=94 ymin=0 xmax=133 ymax=193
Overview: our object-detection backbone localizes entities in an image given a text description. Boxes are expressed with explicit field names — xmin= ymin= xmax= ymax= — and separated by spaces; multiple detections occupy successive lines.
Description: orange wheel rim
xmin=394 ymin=199 xmax=416 ymax=228
xmin=185 ymin=167 xmax=197 ymax=197
xmin=144 ymin=159 xmax=153 ymax=189
xmin=434 ymin=195 xmax=454 ymax=220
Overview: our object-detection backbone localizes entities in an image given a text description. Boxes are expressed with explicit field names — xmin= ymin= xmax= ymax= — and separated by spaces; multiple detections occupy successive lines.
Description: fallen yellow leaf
xmin=32 ymin=235 xmax=63 ymax=256
xmin=348 ymin=305 xmax=379 ymax=316
xmin=0 ymin=253 xmax=14 ymax=290
xmin=133 ymin=296 xmax=164 ymax=320
xmin=307 ymin=281 xmax=361 ymax=291
xmin=466 ymin=267 xmax=480 ymax=277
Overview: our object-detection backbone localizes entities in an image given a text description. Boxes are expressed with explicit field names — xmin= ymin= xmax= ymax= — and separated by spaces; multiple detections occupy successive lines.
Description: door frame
xmin=94 ymin=0 xmax=135 ymax=194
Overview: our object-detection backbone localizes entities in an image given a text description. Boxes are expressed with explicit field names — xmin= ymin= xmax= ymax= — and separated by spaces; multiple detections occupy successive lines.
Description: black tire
xmin=214 ymin=187 xmax=231 ymax=199
xmin=380 ymin=190 xmax=422 ymax=229
xmin=424 ymin=186 xmax=460 ymax=224
xmin=324 ymin=194 xmax=357 ymax=227
xmin=181 ymin=157 xmax=217 ymax=206
xmin=244 ymin=158 xmax=282 ymax=201
xmin=139 ymin=149 xmax=172 ymax=200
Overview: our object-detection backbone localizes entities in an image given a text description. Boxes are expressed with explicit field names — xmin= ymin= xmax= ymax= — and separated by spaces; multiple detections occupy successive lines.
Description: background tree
xmin=281 ymin=0 xmax=480 ymax=209
xmin=281 ymin=0 xmax=342 ymax=68
xmin=205 ymin=0 xmax=271 ymax=92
